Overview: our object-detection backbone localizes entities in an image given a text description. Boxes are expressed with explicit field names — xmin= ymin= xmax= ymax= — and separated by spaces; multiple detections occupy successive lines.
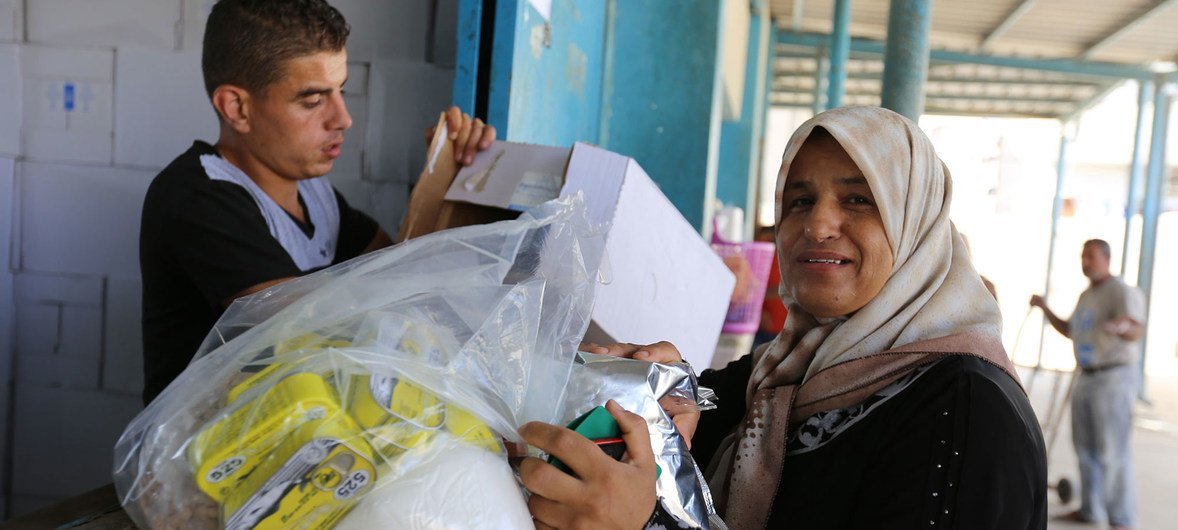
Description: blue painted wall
xmin=600 ymin=0 xmax=725 ymax=232
xmin=480 ymin=0 xmax=765 ymax=233
xmin=487 ymin=0 xmax=608 ymax=146
xmin=451 ymin=0 xmax=482 ymax=112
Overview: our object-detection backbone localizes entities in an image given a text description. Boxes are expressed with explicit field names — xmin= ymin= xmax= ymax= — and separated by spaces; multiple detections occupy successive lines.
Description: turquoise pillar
xmin=758 ymin=24 xmax=778 ymax=232
xmin=1120 ymin=80 xmax=1153 ymax=276
xmin=827 ymin=0 xmax=851 ymax=109
xmin=880 ymin=0 xmax=932 ymax=120
xmin=1136 ymin=79 xmax=1172 ymax=399
xmin=1035 ymin=124 xmax=1071 ymax=368
xmin=812 ymin=48 xmax=829 ymax=114
xmin=601 ymin=0 xmax=724 ymax=232
xmin=717 ymin=3 xmax=772 ymax=236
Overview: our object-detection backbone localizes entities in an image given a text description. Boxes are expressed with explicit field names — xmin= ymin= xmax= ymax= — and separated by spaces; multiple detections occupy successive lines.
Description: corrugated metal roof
xmin=767 ymin=0 xmax=1178 ymax=118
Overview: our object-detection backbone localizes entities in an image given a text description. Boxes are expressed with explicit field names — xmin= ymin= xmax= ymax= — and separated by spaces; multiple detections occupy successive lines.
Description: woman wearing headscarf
xmin=517 ymin=107 xmax=1047 ymax=529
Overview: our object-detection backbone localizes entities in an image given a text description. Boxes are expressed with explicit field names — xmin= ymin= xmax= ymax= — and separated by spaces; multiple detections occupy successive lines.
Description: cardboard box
xmin=399 ymin=118 xmax=735 ymax=367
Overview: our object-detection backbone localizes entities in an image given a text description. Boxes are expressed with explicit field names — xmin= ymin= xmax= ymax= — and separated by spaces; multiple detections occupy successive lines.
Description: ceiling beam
xmin=1079 ymin=0 xmax=1178 ymax=60
xmin=770 ymin=102 xmax=1066 ymax=119
xmin=774 ymin=73 xmax=1104 ymax=87
xmin=777 ymin=31 xmax=1157 ymax=79
xmin=980 ymin=0 xmax=1040 ymax=50
xmin=771 ymin=87 xmax=1083 ymax=105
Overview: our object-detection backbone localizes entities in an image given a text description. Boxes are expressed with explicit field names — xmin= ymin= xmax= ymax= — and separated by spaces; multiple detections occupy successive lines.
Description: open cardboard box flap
xmin=397 ymin=115 xmax=520 ymax=241
xmin=398 ymin=116 xmax=735 ymax=367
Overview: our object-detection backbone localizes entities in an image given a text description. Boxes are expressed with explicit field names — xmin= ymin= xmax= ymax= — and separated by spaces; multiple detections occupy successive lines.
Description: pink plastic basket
xmin=711 ymin=240 xmax=776 ymax=334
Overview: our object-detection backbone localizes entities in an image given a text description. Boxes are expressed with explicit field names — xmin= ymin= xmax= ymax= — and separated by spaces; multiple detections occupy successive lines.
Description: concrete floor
xmin=1021 ymin=367 xmax=1178 ymax=530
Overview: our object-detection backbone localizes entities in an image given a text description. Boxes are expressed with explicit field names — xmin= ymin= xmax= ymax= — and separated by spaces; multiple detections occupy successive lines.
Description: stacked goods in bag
xmin=113 ymin=197 xmax=716 ymax=530
xmin=115 ymin=198 xmax=600 ymax=530
xmin=185 ymin=326 xmax=504 ymax=529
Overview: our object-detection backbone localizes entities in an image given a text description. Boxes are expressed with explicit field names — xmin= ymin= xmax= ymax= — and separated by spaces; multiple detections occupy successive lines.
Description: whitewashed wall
xmin=0 ymin=0 xmax=456 ymax=517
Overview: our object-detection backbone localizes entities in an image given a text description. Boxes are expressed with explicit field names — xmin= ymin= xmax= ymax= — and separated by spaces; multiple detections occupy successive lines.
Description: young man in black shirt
xmin=139 ymin=0 xmax=494 ymax=404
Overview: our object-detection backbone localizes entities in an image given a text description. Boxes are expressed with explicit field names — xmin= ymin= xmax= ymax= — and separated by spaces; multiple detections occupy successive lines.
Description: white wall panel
xmin=10 ymin=384 xmax=141 ymax=500
xmin=0 ymin=44 xmax=19 ymax=157
xmin=12 ymin=272 xmax=106 ymax=391
xmin=181 ymin=0 xmax=424 ymax=61
xmin=366 ymin=60 xmax=455 ymax=184
xmin=14 ymin=271 xmax=104 ymax=306
xmin=333 ymin=0 xmax=429 ymax=63
xmin=114 ymin=47 xmax=217 ymax=168
xmin=102 ymin=277 xmax=143 ymax=396
xmin=26 ymin=0 xmax=181 ymax=49
xmin=21 ymin=46 xmax=115 ymax=164
xmin=0 ymin=157 xmax=13 ymax=518
xmin=18 ymin=162 xmax=154 ymax=278
xmin=180 ymin=0 xmax=215 ymax=51
xmin=0 ymin=0 xmax=23 ymax=42
xmin=14 ymin=301 xmax=104 ymax=389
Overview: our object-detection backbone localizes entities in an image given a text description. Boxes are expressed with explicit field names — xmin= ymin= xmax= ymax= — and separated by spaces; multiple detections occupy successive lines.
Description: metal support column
xmin=1136 ymin=79 xmax=1172 ymax=399
xmin=826 ymin=0 xmax=851 ymax=109
xmin=1035 ymin=122 xmax=1072 ymax=368
xmin=880 ymin=0 xmax=932 ymax=120
xmin=1121 ymin=81 xmax=1153 ymax=278
xmin=812 ymin=47 xmax=829 ymax=114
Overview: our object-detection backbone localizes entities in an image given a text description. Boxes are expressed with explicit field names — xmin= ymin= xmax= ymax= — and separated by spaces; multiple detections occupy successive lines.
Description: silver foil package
xmin=562 ymin=352 xmax=718 ymax=529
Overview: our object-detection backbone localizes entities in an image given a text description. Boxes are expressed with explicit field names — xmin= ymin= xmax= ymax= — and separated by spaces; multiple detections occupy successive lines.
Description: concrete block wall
xmin=0 ymin=0 xmax=456 ymax=518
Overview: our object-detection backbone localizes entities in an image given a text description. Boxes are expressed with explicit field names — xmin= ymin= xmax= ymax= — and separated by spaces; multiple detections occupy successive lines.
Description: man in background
xmin=1031 ymin=239 xmax=1145 ymax=530
xmin=139 ymin=0 xmax=493 ymax=404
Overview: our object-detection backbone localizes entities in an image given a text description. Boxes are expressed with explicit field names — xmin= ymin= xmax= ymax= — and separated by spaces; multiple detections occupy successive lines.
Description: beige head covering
xmin=709 ymin=107 xmax=1016 ymax=528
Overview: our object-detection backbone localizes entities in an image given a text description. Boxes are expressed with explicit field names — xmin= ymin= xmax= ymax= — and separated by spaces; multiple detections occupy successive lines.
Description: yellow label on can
xmin=445 ymin=404 xmax=503 ymax=454
xmin=226 ymin=334 xmax=352 ymax=404
xmin=189 ymin=371 xmax=377 ymax=530
xmin=222 ymin=437 xmax=375 ymax=530
xmin=346 ymin=374 xmax=446 ymax=459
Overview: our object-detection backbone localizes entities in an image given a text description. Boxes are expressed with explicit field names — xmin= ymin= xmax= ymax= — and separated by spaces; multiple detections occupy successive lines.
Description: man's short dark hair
xmin=202 ymin=0 xmax=350 ymax=99
xmin=1084 ymin=239 xmax=1111 ymax=258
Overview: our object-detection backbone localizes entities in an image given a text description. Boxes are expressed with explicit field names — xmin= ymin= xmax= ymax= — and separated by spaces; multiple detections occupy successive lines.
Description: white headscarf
xmin=748 ymin=106 xmax=1002 ymax=397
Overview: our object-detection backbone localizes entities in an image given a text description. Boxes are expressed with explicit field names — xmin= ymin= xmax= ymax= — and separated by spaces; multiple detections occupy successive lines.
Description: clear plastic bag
xmin=113 ymin=196 xmax=602 ymax=530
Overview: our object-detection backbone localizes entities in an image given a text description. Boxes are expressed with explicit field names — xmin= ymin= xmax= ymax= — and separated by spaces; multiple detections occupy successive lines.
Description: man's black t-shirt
xmin=139 ymin=141 xmax=377 ymax=404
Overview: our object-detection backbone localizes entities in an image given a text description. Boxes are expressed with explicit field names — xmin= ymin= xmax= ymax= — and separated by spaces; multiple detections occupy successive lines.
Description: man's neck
xmin=214 ymin=137 xmax=304 ymax=221
xmin=1089 ymin=273 xmax=1113 ymax=287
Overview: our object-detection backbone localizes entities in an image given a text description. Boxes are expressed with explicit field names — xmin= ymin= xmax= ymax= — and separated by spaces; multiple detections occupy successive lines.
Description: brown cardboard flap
xmin=398 ymin=114 xmax=521 ymax=242
xmin=398 ymin=113 xmax=459 ymax=242
xmin=435 ymin=201 xmax=519 ymax=231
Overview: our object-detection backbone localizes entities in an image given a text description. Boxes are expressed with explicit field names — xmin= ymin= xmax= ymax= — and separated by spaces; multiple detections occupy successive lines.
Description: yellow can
xmin=189 ymin=372 xmax=376 ymax=529
xmin=222 ymin=436 xmax=375 ymax=530
xmin=444 ymin=404 xmax=503 ymax=454
xmin=346 ymin=374 xmax=445 ymax=459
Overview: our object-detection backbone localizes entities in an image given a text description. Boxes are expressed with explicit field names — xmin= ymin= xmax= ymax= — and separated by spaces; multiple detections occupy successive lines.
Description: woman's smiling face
xmin=777 ymin=130 xmax=894 ymax=319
